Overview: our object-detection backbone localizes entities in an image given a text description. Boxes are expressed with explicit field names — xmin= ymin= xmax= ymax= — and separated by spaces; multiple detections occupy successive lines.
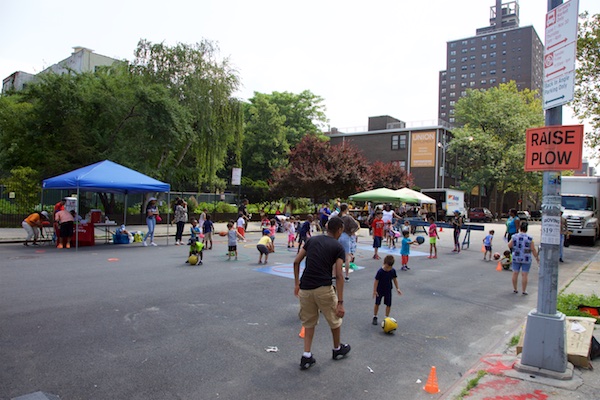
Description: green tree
xmin=240 ymin=90 xmax=328 ymax=183
xmin=266 ymin=90 xmax=328 ymax=147
xmin=132 ymin=39 xmax=243 ymax=190
xmin=242 ymin=93 xmax=289 ymax=181
xmin=573 ymin=12 xmax=600 ymax=151
xmin=1 ymin=167 xmax=41 ymax=212
xmin=449 ymin=81 xmax=544 ymax=213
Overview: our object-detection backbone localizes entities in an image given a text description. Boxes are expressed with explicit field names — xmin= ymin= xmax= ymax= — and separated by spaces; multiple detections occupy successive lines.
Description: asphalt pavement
xmin=1 ymin=221 xmax=598 ymax=400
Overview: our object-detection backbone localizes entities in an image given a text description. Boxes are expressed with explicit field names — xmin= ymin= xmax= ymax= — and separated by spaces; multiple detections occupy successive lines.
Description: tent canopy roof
xmin=349 ymin=187 xmax=419 ymax=203
xmin=394 ymin=188 xmax=436 ymax=204
xmin=42 ymin=160 xmax=170 ymax=194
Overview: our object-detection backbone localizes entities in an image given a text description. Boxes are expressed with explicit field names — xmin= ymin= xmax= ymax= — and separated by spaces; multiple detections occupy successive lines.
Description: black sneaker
xmin=332 ymin=343 xmax=351 ymax=360
xmin=344 ymin=277 xmax=349 ymax=282
xmin=300 ymin=355 xmax=316 ymax=370
xmin=372 ymin=316 xmax=378 ymax=325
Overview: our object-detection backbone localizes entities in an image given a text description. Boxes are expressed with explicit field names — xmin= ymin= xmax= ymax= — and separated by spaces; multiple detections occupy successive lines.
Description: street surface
xmin=1 ymin=222 xmax=597 ymax=399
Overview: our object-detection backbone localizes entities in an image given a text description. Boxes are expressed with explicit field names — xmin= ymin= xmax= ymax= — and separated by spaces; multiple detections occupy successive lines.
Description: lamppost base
xmin=513 ymin=359 xmax=574 ymax=381
xmin=519 ymin=309 xmax=569 ymax=373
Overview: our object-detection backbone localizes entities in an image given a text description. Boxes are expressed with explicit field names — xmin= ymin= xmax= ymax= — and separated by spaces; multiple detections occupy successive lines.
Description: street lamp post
xmin=437 ymin=138 xmax=448 ymax=189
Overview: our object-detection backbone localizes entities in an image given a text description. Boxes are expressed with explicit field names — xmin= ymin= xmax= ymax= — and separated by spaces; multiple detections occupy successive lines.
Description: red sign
xmin=525 ymin=125 xmax=583 ymax=171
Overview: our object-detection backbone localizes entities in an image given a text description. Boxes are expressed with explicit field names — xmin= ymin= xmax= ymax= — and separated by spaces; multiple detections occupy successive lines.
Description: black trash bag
xmin=591 ymin=336 xmax=600 ymax=360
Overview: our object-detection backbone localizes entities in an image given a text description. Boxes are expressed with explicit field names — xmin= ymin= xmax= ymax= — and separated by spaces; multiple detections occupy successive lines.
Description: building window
xmin=490 ymin=52 xmax=496 ymax=57
xmin=490 ymin=78 xmax=496 ymax=84
xmin=441 ymin=112 xmax=446 ymax=117
xmin=450 ymin=58 xmax=456 ymax=64
xmin=461 ymin=82 xmax=467 ymax=87
xmin=490 ymin=70 xmax=496 ymax=75
xmin=450 ymin=75 xmax=456 ymax=80
xmin=450 ymin=92 xmax=456 ymax=97
xmin=399 ymin=135 xmax=407 ymax=149
xmin=482 ymin=36 xmax=487 ymax=41
xmin=450 ymin=100 xmax=455 ymax=106
xmin=441 ymin=88 xmax=447 ymax=93
xmin=491 ymin=35 xmax=496 ymax=40
xmin=470 ymin=81 xmax=476 ymax=87
xmin=471 ymin=64 xmax=476 ymax=69
xmin=481 ymin=71 xmax=487 ymax=76
xmin=450 ymin=117 xmax=455 ymax=123
xmin=481 ymin=79 xmax=487 ymax=84
xmin=450 ymin=50 xmax=456 ymax=56
xmin=461 ymin=48 xmax=468 ymax=53
xmin=502 ymin=68 xmax=506 ymax=73
xmin=441 ymin=96 xmax=447 ymax=101
xmin=482 ymin=45 xmax=487 ymax=50
xmin=461 ymin=73 xmax=467 ymax=79
xmin=394 ymin=160 xmax=406 ymax=169
xmin=450 ymin=67 xmax=456 ymax=72
xmin=470 ymin=55 xmax=476 ymax=60
xmin=461 ymin=65 xmax=467 ymax=70
xmin=461 ymin=57 xmax=468 ymax=62
xmin=490 ymin=61 xmax=496 ymax=66
xmin=461 ymin=90 xmax=467 ymax=96
xmin=462 ymin=40 xmax=468 ymax=45
xmin=391 ymin=135 xmax=399 ymax=150
xmin=442 ymin=80 xmax=447 ymax=85
xmin=450 ymin=83 xmax=456 ymax=89
xmin=481 ymin=54 xmax=487 ymax=59
xmin=450 ymin=42 xmax=457 ymax=48
xmin=481 ymin=62 xmax=487 ymax=68
xmin=490 ymin=43 xmax=497 ymax=49
xmin=469 ymin=72 xmax=475 ymax=78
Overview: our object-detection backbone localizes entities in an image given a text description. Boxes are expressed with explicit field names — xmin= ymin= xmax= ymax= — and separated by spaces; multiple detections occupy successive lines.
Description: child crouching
xmin=187 ymin=236 xmax=204 ymax=265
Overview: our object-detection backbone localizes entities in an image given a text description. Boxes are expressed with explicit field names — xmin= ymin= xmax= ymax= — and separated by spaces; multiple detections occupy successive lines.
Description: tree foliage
xmin=369 ymin=161 xmax=414 ymax=190
xmin=0 ymin=39 xmax=243 ymax=193
xmin=450 ymin=81 xmax=544 ymax=212
xmin=270 ymin=135 xmax=371 ymax=200
xmin=573 ymin=12 xmax=600 ymax=152
xmin=241 ymin=90 xmax=327 ymax=182
xmin=132 ymin=39 xmax=244 ymax=190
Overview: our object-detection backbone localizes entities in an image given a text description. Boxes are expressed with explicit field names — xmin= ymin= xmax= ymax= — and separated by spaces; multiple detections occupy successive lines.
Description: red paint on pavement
xmin=480 ymin=355 xmax=516 ymax=374
xmin=470 ymin=377 xmax=548 ymax=400
xmin=482 ymin=389 xmax=548 ymax=400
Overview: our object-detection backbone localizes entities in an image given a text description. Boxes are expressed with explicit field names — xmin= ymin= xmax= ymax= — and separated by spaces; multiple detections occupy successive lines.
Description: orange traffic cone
xmin=299 ymin=326 xmax=305 ymax=338
xmin=496 ymin=261 xmax=503 ymax=271
xmin=439 ymin=226 xmax=443 ymax=232
xmin=423 ymin=366 xmax=440 ymax=394
xmin=481 ymin=245 xmax=486 ymax=253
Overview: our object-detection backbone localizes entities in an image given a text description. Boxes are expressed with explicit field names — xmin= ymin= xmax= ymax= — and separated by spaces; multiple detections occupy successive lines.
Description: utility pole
xmin=517 ymin=0 xmax=582 ymax=377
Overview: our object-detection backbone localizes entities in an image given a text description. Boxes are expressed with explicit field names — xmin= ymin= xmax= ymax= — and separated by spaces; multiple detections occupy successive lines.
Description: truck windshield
xmin=561 ymin=195 xmax=594 ymax=211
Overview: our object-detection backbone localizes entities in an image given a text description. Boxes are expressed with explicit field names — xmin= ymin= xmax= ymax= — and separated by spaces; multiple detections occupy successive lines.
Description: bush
xmin=187 ymin=196 xmax=198 ymax=212
xmin=557 ymin=293 xmax=600 ymax=322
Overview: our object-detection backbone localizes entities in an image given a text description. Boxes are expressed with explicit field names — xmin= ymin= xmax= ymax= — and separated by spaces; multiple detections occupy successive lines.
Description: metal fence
xmin=0 ymin=182 xmax=241 ymax=228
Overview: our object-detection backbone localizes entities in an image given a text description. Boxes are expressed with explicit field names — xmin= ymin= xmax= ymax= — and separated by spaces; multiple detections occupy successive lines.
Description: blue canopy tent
xmin=42 ymin=160 xmax=170 ymax=247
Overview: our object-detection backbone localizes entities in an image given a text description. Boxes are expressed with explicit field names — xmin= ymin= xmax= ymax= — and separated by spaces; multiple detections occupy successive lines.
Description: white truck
xmin=421 ymin=188 xmax=466 ymax=222
xmin=561 ymin=176 xmax=600 ymax=245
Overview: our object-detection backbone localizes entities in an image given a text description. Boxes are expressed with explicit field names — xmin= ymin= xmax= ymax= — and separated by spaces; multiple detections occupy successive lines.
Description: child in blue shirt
xmin=483 ymin=230 xmax=495 ymax=261
xmin=400 ymin=230 xmax=420 ymax=271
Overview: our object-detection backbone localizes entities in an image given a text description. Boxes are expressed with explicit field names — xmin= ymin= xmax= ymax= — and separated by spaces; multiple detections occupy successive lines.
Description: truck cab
xmin=561 ymin=176 xmax=600 ymax=245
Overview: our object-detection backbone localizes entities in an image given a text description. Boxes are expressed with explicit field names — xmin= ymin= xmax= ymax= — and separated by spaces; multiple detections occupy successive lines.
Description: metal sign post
xmin=516 ymin=0 xmax=582 ymax=377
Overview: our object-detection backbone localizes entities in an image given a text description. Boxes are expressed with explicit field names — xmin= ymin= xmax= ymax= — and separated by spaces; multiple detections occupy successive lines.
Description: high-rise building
xmin=438 ymin=0 xmax=543 ymax=124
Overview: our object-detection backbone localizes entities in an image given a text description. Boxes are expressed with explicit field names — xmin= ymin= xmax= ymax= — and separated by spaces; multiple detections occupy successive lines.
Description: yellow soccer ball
xmin=381 ymin=317 xmax=398 ymax=334
xmin=188 ymin=255 xmax=198 ymax=265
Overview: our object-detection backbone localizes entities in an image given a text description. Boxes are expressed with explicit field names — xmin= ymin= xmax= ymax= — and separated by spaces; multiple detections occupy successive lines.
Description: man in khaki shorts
xmin=293 ymin=216 xmax=350 ymax=370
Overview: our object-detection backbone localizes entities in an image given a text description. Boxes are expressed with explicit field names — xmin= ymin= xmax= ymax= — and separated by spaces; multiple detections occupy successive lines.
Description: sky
xmin=1 ymin=0 xmax=599 ymax=135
